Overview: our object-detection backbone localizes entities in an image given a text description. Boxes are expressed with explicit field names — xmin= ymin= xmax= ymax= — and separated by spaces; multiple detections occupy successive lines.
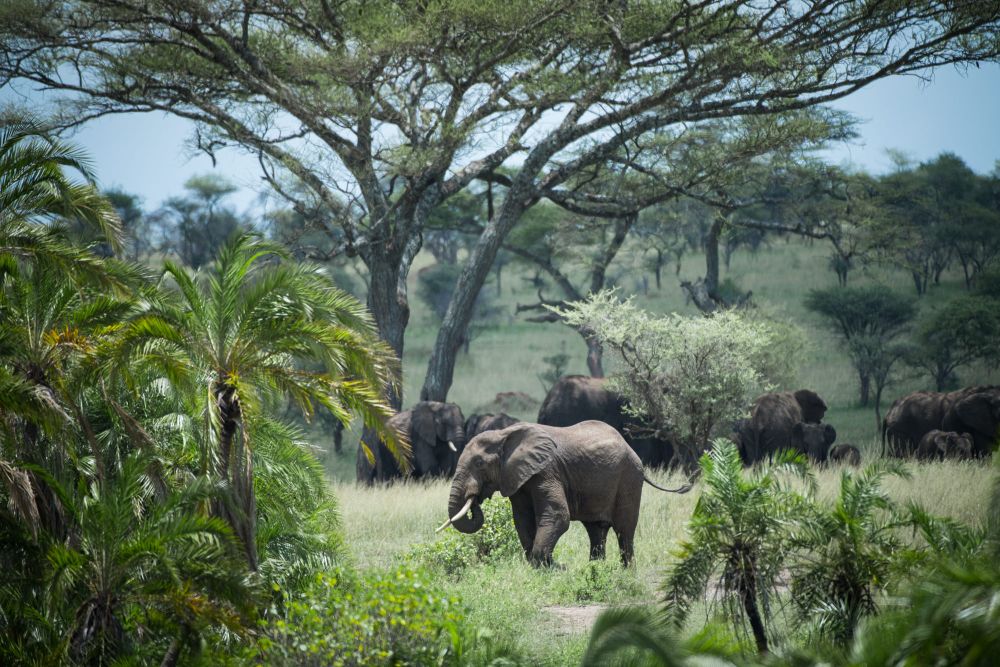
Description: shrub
xmin=410 ymin=498 xmax=521 ymax=575
xmin=555 ymin=290 xmax=801 ymax=467
xmin=255 ymin=566 xmax=463 ymax=666
xmin=557 ymin=560 xmax=646 ymax=603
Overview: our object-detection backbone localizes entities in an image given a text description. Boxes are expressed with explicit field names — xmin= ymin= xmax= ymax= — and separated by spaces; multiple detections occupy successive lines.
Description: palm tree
xmin=114 ymin=232 xmax=401 ymax=569
xmin=663 ymin=439 xmax=810 ymax=654
xmin=0 ymin=118 xmax=121 ymax=275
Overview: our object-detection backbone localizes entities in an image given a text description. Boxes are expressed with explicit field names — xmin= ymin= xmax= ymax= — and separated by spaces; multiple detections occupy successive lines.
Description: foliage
xmin=906 ymin=295 xmax=1000 ymax=390
xmin=556 ymin=291 xmax=802 ymax=465
xmin=113 ymin=232 xmax=401 ymax=568
xmin=153 ymin=174 xmax=245 ymax=269
xmin=556 ymin=560 xmax=647 ymax=604
xmin=790 ymin=462 xmax=910 ymax=644
xmin=254 ymin=567 xmax=464 ymax=667
xmin=663 ymin=440 xmax=811 ymax=653
xmin=804 ymin=285 xmax=916 ymax=407
xmin=0 ymin=116 xmax=121 ymax=275
xmin=537 ymin=343 xmax=570 ymax=394
xmin=410 ymin=498 xmax=521 ymax=576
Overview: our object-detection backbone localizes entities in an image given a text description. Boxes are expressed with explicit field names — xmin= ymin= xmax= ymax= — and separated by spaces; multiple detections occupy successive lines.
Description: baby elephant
xmin=916 ymin=430 xmax=974 ymax=461
xmin=828 ymin=443 xmax=861 ymax=466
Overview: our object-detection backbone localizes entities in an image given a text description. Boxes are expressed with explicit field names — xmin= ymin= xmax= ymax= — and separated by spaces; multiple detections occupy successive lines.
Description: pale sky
xmin=5 ymin=63 xmax=999 ymax=212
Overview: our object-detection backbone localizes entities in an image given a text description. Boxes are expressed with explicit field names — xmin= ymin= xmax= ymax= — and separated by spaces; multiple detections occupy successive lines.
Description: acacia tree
xmin=3 ymin=2 xmax=998 ymax=416
xmin=556 ymin=291 xmax=801 ymax=468
xmin=805 ymin=286 xmax=916 ymax=407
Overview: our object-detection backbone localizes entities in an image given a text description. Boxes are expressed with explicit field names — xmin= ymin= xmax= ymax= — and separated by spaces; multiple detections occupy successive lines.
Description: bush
xmin=255 ymin=566 xmax=463 ymax=666
xmin=557 ymin=560 xmax=646 ymax=603
xmin=410 ymin=498 xmax=521 ymax=575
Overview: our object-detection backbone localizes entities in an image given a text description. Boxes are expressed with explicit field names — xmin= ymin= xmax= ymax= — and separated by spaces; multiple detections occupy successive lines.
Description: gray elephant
xmin=882 ymin=391 xmax=954 ymax=457
xmin=916 ymin=430 xmax=974 ymax=461
xmin=744 ymin=390 xmax=834 ymax=464
xmin=357 ymin=401 xmax=465 ymax=482
xmin=942 ymin=386 xmax=1000 ymax=457
xmin=464 ymin=413 xmax=520 ymax=439
xmin=828 ymin=444 xmax=861 ymax=466
xmin=537 ymin=375 xmax=673 ymax=468
xmin=437 ymin=421 xmax=690 ymax=566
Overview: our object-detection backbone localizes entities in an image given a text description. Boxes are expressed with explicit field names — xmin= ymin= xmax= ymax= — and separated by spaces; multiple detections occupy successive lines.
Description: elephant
xmin=882 ymin=391 xmax=954 ymax=457
xmin=464 ymin=412 xmax=520 ymax=439
xmin=942 ymin=386 xmax=1000 ymax=457
xmin=730 ymin=418 xmax=755 ymax=465
xmin=744 ymin=390 xmax=834 ymax=464
xmin=437 ymin=421 xmax=691 ymax=567
xmin=915 ymin=430 xmax=974 ymax=461
xmin=537 ymin=375 xmax=673 ymax=468
xmin=828 ymin=444 xmax=861 ymax=466
xmin=357 ymin=400 xmax=466 ymax=482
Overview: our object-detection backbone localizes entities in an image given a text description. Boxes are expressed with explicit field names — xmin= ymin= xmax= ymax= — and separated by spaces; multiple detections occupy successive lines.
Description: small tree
xmin=804 ymin=286 xmax=916 ymax=406
xmin=906 ymin=296 xmax=1000 ymax=391
xmin=556 ymin=291 xmax=800 ymax=468
xmin=663 ymin=440 xmax=810 ymax=654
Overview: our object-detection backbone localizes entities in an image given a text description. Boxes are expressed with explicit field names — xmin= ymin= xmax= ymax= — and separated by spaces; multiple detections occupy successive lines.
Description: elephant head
xmin=793 ymin=421 xmax=836 ymax=461
xmin=396 ymin=401 xmax=466 ymax=477
xmin=950 ymin=389 xmax=1000 ymax=455
xmin=947 ymin=432 xmax=974 ymax=459
xmin=442 ymin=424 xmax=554 ymax=534
xmin=793 ymin=389 xmax=828 ymax=424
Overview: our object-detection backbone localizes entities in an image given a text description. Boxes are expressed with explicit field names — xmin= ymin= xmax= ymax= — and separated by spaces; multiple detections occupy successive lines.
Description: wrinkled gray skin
xmin=745 ymin=390 xmax=834 ymax=464
xmin=446 ymin=421 xmax=653 ymax=566
xmin=942 ymin=386 xmax=1000 ymax=458
xmin=916 ymin=430 xmax=974 ymax=461
xmin=537 ymin=375 xmax=673 ymax=468
xmin=388 ymin=401 xmax=466 ymax=478
xmin=463 ymin=413 xmax=520 ymax=439
xmin=882 ymin=391 xmax=954 ymax=457
xmin=828 ymin=444 xmax=861 ymax=466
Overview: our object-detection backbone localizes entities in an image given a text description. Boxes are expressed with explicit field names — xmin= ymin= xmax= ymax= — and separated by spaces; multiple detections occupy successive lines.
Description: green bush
xmin=410 ymin=498 xmax=521 ymax=575
xmin=254 ymin=566 xmax=463 ymax=666
xmin=557 ymin=560 xmax=645 ymax=603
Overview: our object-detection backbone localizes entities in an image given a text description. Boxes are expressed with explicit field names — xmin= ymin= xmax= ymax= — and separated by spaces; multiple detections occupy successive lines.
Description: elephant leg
xmin=508 ymin=491 xmax=537 ymax=559
xmin=614 ymin=526 xmax=636 ymax=567
xmin=527 ymin=477 xmax=570 ymax=567
xmin=584 ymin=521 xmax=610 ymax=560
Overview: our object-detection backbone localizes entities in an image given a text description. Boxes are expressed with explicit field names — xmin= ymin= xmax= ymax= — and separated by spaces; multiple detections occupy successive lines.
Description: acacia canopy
xmin=3 ymin=0 xmax=998 ymax=412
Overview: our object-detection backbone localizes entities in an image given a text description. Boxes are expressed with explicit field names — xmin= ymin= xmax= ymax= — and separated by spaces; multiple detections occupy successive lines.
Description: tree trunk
xmin=586 ymin=336 xmax=604 ymax=378
xmin=705 ymin=213 xmax=724 ymax=300
xmin=421 ymin=198 xmax=528 ymax=401
xmin=739 ymin=562 xmax=769 ymax=654
xmin=858 ymin=372 xmax=871 ymax=407
xmin=356 ymin=242 xmax=414 ymax=483
xmin=654 ymin=249 xmax=662 ymax=289
xmin=213 ymin=386 xmax=257 ymax=571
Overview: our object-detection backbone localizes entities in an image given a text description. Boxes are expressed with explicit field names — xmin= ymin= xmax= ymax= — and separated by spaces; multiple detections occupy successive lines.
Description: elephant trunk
xmin=447 ymin=475 xmax=483 ymax=534
xmin=448 ymin=421 xmax=466 ymax=451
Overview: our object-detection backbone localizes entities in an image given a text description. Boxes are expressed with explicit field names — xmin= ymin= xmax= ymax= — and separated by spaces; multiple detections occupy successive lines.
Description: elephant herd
xmin=882 ymin=386 xmax=1000 ymax=460
xmin=358 ymin=380 xmax=1000 ymax=485
xmin=362 ymin=379 xmax=998 ymax=568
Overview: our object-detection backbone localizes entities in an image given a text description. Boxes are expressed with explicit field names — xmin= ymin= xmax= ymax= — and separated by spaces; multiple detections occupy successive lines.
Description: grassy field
xmin=314 ymin=235 xmax=998 ymax=662
xmin=334 ymin=462 xmax=994 ymax=663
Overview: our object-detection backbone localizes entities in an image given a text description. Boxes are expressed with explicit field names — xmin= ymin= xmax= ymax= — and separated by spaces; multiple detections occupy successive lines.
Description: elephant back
xmin=537 ymin=375 xmax=626 ymax=430
xmin=748 ymin=392 xmax=803 ymax=462
xmin=884 ymin=390 xmax=952 ymax=457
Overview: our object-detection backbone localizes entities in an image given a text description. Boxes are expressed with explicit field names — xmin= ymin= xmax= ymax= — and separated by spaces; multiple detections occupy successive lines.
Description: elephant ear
xmin=499 ymin=425 xmax=558 ymax=497
xmin=955 ymin=394 xmax=997 ymax=434
xmin=824 ymin=423 xmax=837 ymax=445
xmin=411 ymin=404 xmax=438 ymax=446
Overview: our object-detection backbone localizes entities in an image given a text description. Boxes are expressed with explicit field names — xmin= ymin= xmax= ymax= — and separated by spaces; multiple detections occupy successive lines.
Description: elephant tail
xmin=643 ymin=475 xmax=692 ymax=494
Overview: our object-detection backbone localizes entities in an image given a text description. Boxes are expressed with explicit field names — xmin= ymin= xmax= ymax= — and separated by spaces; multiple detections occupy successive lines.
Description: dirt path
xmin=542 ymin=604 xmax=608 ymax=636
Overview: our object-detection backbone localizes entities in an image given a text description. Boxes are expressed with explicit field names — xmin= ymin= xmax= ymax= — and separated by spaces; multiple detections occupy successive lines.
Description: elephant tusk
xmin=435 ymin=496 xmax=474 ymax=533
xmin=448 ymin=440 xmax=457 ymax=452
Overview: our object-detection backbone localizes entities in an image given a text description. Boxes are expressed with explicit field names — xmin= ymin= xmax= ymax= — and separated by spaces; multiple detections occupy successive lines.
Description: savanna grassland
xmin=319 ymin=236 xmax=1000 ymax=663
